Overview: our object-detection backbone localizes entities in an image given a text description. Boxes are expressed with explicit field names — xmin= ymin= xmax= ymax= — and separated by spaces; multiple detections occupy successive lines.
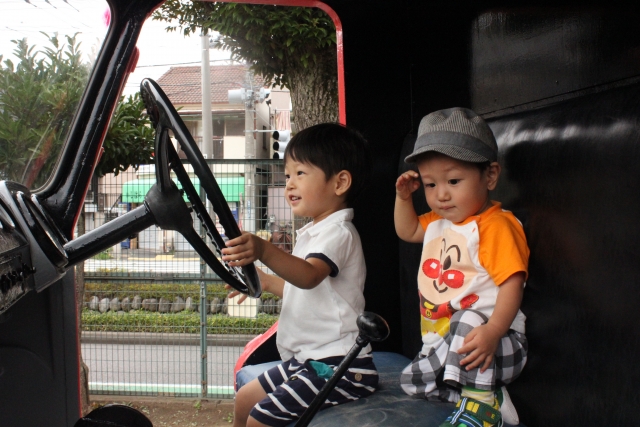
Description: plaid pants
xmin=400 ymin=309 xmax=527 ymax=402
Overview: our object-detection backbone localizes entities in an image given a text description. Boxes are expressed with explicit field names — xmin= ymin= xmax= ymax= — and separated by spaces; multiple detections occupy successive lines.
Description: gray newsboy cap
xmin=405 ymin=107 xmax=497 ymax=164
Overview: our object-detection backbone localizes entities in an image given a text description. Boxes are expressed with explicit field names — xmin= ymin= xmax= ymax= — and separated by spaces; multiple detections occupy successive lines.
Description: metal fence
xmin=81 ymin=159 xmax=304 ymax=398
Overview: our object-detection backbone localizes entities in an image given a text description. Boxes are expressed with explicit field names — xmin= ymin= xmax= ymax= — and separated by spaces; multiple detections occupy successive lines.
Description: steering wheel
xmin=139 ymin=78 xmax=261 ymax=298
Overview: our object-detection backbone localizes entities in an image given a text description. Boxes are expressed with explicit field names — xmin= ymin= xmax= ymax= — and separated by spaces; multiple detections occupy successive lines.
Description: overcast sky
xmin=1 ymin=0 xmax=231 ymax=96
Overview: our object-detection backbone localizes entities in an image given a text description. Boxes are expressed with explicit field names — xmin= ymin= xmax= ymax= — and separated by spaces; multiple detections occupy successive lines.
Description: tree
xmin=154 ymin=1 xmax=338 ymax=131
xmin=0 ymin=36 xmax=155 ymax=186
xmin=95 ymin=92 xmax=155 ymax=177
xmin=0 ymin=34 xmax=89 ymax=188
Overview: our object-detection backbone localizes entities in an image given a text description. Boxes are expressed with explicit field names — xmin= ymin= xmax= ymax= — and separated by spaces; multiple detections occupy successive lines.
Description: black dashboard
xmin=0 ymin=181 xmax=72 ymax=316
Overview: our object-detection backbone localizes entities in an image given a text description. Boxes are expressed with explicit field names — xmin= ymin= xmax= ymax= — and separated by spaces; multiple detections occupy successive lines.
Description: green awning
xmin=121 ymin=177 xmax=244 ymax=203
xmin=214 ymin=177 xmax=244 ymax=202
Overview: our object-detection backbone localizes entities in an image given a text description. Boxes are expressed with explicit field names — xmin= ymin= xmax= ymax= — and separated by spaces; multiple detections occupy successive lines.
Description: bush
xmin=92 ymin=250 xmax=112 ymax=260
xmin=81 ymin=309 xmax=277 ymax=334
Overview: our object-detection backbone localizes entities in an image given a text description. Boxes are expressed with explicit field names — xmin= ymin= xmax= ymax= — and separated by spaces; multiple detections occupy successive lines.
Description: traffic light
xmin=272 ymin=130 xmax=291 ymax=159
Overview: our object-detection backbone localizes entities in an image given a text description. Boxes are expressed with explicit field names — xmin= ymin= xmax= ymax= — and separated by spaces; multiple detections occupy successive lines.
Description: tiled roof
xmin=156 ymin=64 xmax=265 ymax=105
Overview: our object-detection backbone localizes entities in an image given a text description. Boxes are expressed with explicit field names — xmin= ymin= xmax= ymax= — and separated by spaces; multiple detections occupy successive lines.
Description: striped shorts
xmin=250 ymin=354 xmax=378 ymax=426
xmin=400 ymin=309 xmax=528 ymax=402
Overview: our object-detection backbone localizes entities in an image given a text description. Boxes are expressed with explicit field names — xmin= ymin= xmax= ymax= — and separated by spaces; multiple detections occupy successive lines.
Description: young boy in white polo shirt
xmin=222 ymin=123 xmax=377 ymax=427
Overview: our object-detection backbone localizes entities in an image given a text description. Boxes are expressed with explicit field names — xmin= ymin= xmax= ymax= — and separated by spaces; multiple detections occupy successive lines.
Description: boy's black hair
xmin=284 ymin=123 xmax=371 ymax=206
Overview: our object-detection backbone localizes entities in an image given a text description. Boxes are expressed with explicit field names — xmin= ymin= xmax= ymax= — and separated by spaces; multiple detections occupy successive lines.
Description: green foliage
xmin=95 ymin=92 xmax=155 ymax=177
xmin=81 ymin=309 xmax=278 ymax=334
xmin=0 ymin=34 xmax=154 ymax=186
xmin=92 ymin=250 xmax=113 ymax=260
xmin=0 ymin=34 xmax=89 ymax=188
xmin=153 ymin=2 xmax=339 ymax=128
xmin=154 ymin=2 xmax=336 ymax=90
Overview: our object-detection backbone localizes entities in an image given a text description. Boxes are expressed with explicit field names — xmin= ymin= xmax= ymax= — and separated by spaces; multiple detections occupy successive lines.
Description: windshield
xmin=0 ymin=0 xmax=109 ymax=189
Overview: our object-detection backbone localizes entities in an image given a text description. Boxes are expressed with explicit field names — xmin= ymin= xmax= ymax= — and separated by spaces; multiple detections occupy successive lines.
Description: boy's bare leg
xmin=246 ymin=416 xmax=272 ymax=427
xmin=233 ymin=378 xmax=268 ymax=427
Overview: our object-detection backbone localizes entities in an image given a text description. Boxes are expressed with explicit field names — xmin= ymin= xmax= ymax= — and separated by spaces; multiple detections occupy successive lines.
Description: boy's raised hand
xmin=396 ymin=170 xmax=422 ymax=200
xmin=221 ymin=231 xmax=265 ymax=267
xmin=394 ymin=170 xmax=425 ymax=243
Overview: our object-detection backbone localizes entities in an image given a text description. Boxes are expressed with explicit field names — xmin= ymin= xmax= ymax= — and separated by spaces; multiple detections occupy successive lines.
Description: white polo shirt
xmin=276 ymin=208 xmax=371 ymax=362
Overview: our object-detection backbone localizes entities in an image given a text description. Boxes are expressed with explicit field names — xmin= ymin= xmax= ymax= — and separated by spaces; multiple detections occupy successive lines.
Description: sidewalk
xmin=81 ymin=331 xmax=255 ymax=347
xmin=84 ymin=248 xmax=273 ymax=277
xmin=84 ymin=249 xmax=204 ymax=275
xmin=119 ymin=248 xmax=200 ymax=261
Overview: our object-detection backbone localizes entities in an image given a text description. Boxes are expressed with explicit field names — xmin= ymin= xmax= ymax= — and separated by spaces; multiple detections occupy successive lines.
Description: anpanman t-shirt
xmin=416 ymin=202 xmax=529 ymax=352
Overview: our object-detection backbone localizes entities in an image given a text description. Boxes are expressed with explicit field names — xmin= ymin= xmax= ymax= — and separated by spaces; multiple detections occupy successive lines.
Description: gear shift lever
xmin=295 ymin=312 xmax=390 ymax=427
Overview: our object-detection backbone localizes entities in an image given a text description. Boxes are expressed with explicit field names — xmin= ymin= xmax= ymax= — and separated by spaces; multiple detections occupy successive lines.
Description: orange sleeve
xmin=418 ymin=211 xmax=441 ymax=231
xmin=478 ymin=212 xmax=529 ymax=286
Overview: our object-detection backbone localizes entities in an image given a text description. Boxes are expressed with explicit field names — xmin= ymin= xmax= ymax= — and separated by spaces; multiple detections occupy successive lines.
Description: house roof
xmin=156 ymin=64 xmax=265 ymax=105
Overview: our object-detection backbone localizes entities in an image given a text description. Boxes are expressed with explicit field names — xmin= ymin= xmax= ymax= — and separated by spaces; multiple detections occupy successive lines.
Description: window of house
xmin=225 ymin=118 xmax=245 ymax=136
xmin=213 ymin=118 xmax=225 ymax=139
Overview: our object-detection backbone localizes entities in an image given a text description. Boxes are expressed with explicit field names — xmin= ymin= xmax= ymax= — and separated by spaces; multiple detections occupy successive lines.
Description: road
xmin=84 ymin=258 xmax=203 ymax=275
xmin=82 ymin=342 xmax=244 ymax=398
xmin=83 ymin=250 xmax=272 ymax=275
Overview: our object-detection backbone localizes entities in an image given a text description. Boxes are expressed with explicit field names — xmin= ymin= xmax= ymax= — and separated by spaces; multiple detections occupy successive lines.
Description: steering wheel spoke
xmin=140 ymin=78 xmax=261 ymax=298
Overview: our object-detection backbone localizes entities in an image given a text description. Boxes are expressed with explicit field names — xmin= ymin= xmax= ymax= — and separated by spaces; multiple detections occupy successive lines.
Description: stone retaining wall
xmin=85 ymin=295 xmax=282 ymax=315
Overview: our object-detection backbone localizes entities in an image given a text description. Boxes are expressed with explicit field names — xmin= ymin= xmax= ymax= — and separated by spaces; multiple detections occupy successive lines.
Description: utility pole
xmin=201 ymin=29 xmax=213 ymax=159
xmin=244 ymin=69 xmax=256 ymax=233
xmin=244 ymin=69 xmax=255 ymax=160
xmin=244 ymin=66 xmax=257 ymax=233
xmin=200 ymin=29 xmax=214 ymax=282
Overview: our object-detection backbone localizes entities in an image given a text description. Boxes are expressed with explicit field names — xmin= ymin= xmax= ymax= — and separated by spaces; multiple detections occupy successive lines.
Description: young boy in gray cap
xmin=394 ymin=107 xmax=529 ymax=427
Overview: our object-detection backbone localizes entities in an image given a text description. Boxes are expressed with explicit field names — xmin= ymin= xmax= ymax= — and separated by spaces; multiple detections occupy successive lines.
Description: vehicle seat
xmin=236 ymin=351 xmax=524 ymax=426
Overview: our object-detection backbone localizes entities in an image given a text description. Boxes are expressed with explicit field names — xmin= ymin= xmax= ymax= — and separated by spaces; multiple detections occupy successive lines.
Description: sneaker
xmin=496 ymin=386 xmax=519 ymax=425
xmin=439 ymin=396 xmax=503 ymax=427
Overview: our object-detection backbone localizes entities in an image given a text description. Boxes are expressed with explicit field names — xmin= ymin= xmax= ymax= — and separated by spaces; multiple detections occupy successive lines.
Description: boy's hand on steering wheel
xmin=395 ymin=171 xmax=421 ymax=201
xmin=457 ymin=323 xmax=502 ymax=373
xmin=221 ymin=232 xmax=265 ymax=267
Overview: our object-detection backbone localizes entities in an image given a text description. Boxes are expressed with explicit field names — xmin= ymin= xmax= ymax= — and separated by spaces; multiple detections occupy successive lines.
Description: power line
xmin=61 ymin=0 xmax=79 ymax=12
xmin=5 ymin=0 xmax=104 ymax=29
xmin=135 ymin=59 xmax=236 ymax=68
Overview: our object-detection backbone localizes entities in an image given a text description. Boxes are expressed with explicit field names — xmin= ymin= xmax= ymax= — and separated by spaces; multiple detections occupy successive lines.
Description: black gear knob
xmin=356 ymin=311 xmax=390 ymax=345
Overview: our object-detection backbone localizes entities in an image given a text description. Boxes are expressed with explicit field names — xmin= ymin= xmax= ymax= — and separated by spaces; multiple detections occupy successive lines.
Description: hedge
xmin=81 ymin=309 xmax=278 ymax=334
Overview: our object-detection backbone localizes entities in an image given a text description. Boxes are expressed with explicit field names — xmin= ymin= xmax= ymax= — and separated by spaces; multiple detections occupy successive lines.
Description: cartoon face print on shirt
xmin=418 ymin=227 xmax=479 ymax=311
